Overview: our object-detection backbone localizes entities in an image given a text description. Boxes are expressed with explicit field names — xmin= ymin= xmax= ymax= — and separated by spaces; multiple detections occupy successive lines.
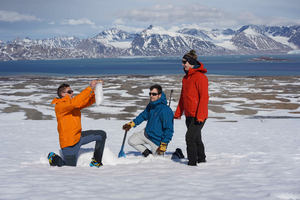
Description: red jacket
xmin=51 ymin=87 xmax=95 ymax=149
xmin=174 ymin=62 xmax=209 ymax=122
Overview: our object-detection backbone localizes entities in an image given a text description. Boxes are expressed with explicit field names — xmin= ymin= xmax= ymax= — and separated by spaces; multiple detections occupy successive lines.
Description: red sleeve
xmin=196 ymin=74 xmax=209 ymax=122
xmin=174 ymin=90 xmax=184 ymax=118
xmin=174 ymin=80 xmax=185 ymax=118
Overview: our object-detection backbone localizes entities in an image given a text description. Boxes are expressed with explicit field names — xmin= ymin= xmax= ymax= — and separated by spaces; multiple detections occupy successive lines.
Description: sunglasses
xmin=149 ymin=92 xmax=159 ymax=96
xmin=65 ymin=90 xmax=73 ymax=94
xmin=182 ymin=60 xmax=187 ymax=64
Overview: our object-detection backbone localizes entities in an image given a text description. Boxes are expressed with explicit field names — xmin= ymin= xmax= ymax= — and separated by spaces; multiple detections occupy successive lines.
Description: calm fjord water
xmin=0 ymin=54 xmax=300 ymax=77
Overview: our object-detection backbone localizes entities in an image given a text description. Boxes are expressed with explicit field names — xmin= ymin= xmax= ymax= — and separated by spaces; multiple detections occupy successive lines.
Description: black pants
xmin=185 ymin=117 xmax=206 ymax=166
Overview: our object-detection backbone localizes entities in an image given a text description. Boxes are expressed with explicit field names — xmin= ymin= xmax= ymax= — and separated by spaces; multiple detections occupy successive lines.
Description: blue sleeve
xmin=133 ymin=104 xmax=150 ymax=127
xmin=161 ymin=107 xmax=174 ymax=144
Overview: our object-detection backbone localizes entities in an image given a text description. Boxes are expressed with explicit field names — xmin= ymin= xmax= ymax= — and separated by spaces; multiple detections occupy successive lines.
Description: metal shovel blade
xmin=118 ymin=146 xmax=126 ymax=158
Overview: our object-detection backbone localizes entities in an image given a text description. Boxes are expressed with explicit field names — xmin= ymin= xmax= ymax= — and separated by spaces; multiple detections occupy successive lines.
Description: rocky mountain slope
xmin=231 ymin=27 xmax=293 ymax=54
xmin=0 ymin=25 xmax=299 ymax=61
xmin=76 ymin=28 xmax=137 ymax=56
xmin=10 ymin=36 xmax=82 ymax=48
xmin=124 ymin=25 xmax=233 ymax=56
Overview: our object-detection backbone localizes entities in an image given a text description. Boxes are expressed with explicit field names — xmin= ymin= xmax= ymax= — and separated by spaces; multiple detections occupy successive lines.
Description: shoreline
xmin=0 ymin=74 xmax=300 ymax=120
xmin=0 ymin=73 xmax=300 ymax=77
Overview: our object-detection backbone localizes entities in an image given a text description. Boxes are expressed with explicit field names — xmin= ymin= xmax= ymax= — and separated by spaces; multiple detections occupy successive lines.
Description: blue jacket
xmin=133 ymin=91 xmax=174 ymax=146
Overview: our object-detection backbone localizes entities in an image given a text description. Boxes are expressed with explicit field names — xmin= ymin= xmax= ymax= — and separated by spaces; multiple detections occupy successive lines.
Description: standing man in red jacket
xmin=174 ymin=50 xmax=209 ymax=166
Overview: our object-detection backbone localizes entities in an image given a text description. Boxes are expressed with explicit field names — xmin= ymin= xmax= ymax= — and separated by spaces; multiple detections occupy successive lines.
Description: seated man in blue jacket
xmin=122 ymin=84 xmax=174 ymax=157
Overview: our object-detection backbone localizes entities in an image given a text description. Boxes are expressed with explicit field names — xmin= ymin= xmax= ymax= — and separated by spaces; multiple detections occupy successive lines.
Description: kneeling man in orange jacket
xmin=48 ymin=80 xmax=106 ymax=168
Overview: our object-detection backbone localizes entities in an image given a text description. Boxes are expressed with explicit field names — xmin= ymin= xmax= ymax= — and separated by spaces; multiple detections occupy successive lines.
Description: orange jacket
xmin=174 ymin=62 xmax=209 ymax=122
xmin=51 ymin=87 xmax=95 ymax=149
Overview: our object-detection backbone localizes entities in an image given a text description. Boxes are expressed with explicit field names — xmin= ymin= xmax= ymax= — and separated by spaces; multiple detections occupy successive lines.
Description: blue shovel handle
xmin=118 ymin=131 xmax=128 ymax=158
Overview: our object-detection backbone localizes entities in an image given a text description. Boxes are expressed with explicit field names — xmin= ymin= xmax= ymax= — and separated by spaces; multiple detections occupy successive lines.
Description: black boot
xmin=142 ymin=149 xmax=152 ymax=157
xmin=48 ymin=152 xmax=65 ymax=167
xmin=171 ymin=148 xmax=185 ymax=159
xmin=197 ymin=158 xmax=207 ymax=163
xmin=188 ymin=161 xmax=197 ymax=166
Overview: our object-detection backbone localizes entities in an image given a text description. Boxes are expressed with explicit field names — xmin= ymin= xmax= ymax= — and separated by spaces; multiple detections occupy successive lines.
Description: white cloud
xmin=60 ymin=18 xmax=95 ymax=26
xmin=59 ymin=18 xmax=103 ymax=29
xmin=112 ymin=3 xmax=300 ymax=29
xmin=113 ymin=18 xmax=125 ymax=25
xmin=114 ymin=4 xmax=231 ymax=24
xmin=113 ymin=24 xmax=144 ymax=33
xmin=49 ymin=21 xmax=55 ymax=25
xmin=0 ymin=10 xmax=42 ymax=22
xmin=256 ymin=17 xmax=300 ymax=27
xmin=111 ymin=18 xmax=145 ymax=33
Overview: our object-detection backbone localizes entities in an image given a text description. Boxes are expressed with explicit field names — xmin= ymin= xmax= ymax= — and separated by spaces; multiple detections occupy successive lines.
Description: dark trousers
xmin=61 ymin=130 xmax=107 ymax=166
xmin=185 ymin=117 xmax=206 ymax=166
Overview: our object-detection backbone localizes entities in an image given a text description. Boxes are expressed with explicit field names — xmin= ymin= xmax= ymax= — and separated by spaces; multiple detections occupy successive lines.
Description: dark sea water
xmin=0 ymin=54 xmax=300 ymax=77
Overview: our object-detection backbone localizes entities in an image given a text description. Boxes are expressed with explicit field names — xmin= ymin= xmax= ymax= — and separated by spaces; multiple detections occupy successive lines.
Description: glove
xmin=122 ymin=121 xmax=135 ymax=131
xmin=197 ymin=119 xmax=204 ymax=125
xmin=156 ymin=142 xmax=167 ymax=155
xmin=174 ymin=116 xmax=181 ymax=120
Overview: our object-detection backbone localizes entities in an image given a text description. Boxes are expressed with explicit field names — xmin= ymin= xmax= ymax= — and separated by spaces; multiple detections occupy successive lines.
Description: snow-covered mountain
xmin=0 ymin=43 xmax=103 ymax=61
xmin=237 ymin=25 xmax=300 ymax=49
xmin=177 ymin=28 xmax=213 ymax=40
xmin=76 ymin=39 xmax=119 ymax=55
xmin=125 ymin=25 xmax=233 ymax=56
xmin=231 ymin=27 xmax=293 ymax=54
xmin=11 ymin=36 xmax=82 ymax=49
xmin=90 ymin=28 xmax=138 ymax=48
xmin=239 ymin=25 xmax=300 ymax=38
xmin=177 ymin=28 xmax=238 ymax=51
xmin=288 ymin=30 xmax=300 ymax=48
xmin=0 ymin=39 xmax=9 ymax=46
xmin=0 ymin=24 xmax=299 ymax=61
xmin=76 ymin=28 xmax=138 ymax=56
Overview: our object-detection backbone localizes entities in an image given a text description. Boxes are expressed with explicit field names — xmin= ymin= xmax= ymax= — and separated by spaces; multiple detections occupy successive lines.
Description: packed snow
xmin=0 ymin=75 xmax=300 ymax=200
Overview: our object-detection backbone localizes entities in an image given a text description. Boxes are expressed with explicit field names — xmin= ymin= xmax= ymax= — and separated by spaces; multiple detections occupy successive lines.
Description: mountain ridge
xmin=0 ymin=24 xmax=299 ymax=61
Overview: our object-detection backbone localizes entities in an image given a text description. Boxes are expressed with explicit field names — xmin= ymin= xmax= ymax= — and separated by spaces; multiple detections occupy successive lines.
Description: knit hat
xmin=182 ymin=54 xmax=197 ymax=65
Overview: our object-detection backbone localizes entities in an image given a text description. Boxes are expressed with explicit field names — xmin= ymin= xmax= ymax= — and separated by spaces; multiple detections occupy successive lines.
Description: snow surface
xmin=1 ymin=76 xmax=300 ymax=199
xmin=109 ymin=41 xmax=132 ymax=48
xmin=214 ymin=40 xmax=237 ymax=51
xmin=210 ymin=34 xmax=237 ymax=51
xmin=268 ymin=36 xmax=298 ymax=50
xmin=244 ymin=28 xmax=262 ymax=37
xmin=1 ymin=118 xmax=300 ymax=200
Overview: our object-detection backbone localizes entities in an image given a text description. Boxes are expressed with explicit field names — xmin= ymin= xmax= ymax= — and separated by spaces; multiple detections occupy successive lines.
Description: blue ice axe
xmin=118 ymin=130 xmax=128 ymax=158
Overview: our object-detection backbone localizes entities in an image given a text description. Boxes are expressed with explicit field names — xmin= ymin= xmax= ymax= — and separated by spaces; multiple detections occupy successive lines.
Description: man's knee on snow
xmin=142 ymin=149 xmax=152 ymax=157
xmin=64 ymin=155 xmax=77 ymax=166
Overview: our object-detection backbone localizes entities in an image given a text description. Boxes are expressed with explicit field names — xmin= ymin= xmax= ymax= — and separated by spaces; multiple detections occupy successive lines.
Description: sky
xmin=0 ymin=0 xmax=300 ymax=41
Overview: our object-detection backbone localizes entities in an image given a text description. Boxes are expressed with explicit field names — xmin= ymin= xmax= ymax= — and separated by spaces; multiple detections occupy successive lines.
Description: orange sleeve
xmin=80 ymin=91 xmax=95 ymax=109
xmin=55 ymin=87 xmax=94 ymax=117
